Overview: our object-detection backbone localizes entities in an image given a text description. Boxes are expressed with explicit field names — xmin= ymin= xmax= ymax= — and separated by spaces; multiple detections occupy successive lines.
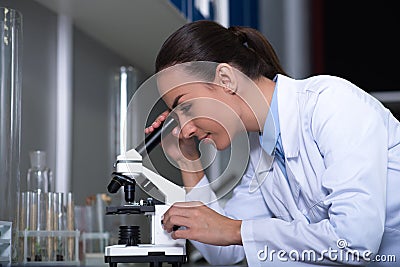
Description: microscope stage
xmin=105 ymin=244 xmax=186 ymax=256
xmin=106 ymin=205 xmax=155 ymax=215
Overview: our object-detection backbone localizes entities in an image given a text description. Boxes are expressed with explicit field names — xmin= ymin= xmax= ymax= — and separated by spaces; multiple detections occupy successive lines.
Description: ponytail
xmin=155 ymin=20 xmax=287 ymax=79
xmin=228 ymin=26 xmax=287 ymax=78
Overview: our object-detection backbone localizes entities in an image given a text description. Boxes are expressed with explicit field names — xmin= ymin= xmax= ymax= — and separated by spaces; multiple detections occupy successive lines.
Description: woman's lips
xmin=199 ymin=133 xmax=210 ymax=141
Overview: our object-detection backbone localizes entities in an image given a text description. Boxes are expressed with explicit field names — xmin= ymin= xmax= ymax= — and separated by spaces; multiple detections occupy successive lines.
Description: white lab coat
xmin=185 ymin=74 xmax=400 ymax=266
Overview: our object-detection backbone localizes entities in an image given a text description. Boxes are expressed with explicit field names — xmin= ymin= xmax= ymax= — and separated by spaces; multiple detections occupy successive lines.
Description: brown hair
xmin=155 ymin=20 xmax=287 ymax=79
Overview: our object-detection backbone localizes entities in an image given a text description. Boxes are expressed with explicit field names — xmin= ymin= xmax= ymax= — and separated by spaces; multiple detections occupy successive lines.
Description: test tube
xmin=53 ymin=192 xmax=64 ymax=261
xmin=66 ymin=192 xmax=75 ymax=261
xmin=25 ymin=191 xmax=33 ymax=262
xmin=45 ymin=193 xmax=54 ymax=261
xmin=29 ymin=192 xmax=45 ymax=261
xmin=19 ymin=192 xmax=26 ymax=263
xmin=29 ymin=192 xmax=38 ymax=261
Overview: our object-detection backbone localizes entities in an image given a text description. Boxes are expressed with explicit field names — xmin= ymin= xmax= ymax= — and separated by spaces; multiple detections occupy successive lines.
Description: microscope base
xmin=105 ymin=244 xmax=187 ymax=267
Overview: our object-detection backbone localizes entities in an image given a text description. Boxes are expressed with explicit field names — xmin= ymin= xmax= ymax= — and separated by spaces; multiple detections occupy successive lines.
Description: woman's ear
xmin=215 ymin=63 xmax=238 ymax=94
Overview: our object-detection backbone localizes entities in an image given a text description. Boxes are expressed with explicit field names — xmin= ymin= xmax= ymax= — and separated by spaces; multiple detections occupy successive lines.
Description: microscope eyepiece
xmin=135 ymin=117 xmax=177 ymax=157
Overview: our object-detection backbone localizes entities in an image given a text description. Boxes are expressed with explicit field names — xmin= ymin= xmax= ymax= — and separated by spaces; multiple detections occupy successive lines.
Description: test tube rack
xmin=19 ymin=229 xmax=80 ymax=265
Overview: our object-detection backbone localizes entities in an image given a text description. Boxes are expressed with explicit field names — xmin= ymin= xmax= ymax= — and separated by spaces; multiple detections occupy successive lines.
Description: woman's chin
xmin=216 ymin=140 xmax=232 ymax=151
xmin=200 ymin=134 xmax=233 ymax=151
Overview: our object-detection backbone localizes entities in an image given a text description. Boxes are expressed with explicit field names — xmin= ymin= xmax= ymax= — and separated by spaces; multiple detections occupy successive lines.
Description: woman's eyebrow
xmin=172 ymin=94 xmax=185 ymax=109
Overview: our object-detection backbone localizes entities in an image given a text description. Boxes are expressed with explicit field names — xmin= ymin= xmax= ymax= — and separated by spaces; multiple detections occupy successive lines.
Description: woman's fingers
xmin=144 ymin=110 xmax=170 ymax=133
xmin=171 ymin=228 xmax=193 ymax=240
xmin=162 ymin=202 xmax=199 ymax=231
xmin=162 ymin=201 xmax=242 ymax=246
xmin=163 ymin=215 xmax=192 ymax=233
xmin=144 ymin=126 xmax=153 ymax=134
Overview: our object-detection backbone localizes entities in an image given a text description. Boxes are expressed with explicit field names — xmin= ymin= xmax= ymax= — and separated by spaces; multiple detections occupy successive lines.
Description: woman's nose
xmin=180 ymin=121 xmax=197 ymax=139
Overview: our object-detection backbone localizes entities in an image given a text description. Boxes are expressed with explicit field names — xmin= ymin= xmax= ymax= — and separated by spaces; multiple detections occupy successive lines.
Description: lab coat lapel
xmin=252 ymin=143 xmax=307 ymax=223
xmin=271 ymin=165 xmax=308 ymax=222
xmin=252 ymin=149 xmax=293 ymax=220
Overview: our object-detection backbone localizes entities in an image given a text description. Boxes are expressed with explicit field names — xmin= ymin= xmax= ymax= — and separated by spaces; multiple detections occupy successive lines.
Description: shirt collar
xmin=259 ymin=75 xmax=280 ymax=156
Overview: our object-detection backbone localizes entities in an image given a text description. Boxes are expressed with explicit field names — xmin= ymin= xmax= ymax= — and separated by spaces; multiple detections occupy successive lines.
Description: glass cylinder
xmin=112 ymin=66 xmax=138 ymax=158
xmin=0 ymin=6 xmax=22 ymax=262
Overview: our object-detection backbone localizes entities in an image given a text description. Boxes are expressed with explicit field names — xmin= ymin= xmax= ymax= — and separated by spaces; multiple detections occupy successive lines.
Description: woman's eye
xmin=180 ymin=104 xmax=192 ymax=113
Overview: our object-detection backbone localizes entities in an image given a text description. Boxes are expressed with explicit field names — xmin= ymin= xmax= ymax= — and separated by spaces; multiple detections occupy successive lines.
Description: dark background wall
xmin=311 ymin=1 xmax=400 ymax=118
xmin=321 ymin=1 xmax=398 ymax=92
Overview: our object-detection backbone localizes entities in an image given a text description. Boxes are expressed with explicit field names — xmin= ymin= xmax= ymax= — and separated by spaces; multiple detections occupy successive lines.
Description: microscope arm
xmin=141 ymin=167 xmax=185 ymax=204
xmin=115 ymin=147 xmax=185 ymax=204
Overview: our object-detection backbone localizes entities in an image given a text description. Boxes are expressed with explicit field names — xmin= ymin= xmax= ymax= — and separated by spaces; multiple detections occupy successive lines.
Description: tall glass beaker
xmin=0 ymin=6 xmax=23 ymax=262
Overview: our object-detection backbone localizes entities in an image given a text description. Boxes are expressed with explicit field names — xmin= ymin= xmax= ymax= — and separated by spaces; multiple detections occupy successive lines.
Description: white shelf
xmin=33 ymin=0 xmax=187 ymax=76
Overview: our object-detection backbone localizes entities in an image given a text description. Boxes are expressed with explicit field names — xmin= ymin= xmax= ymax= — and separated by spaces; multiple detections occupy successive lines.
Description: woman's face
xmin=160 ymin=80 xmax=244 ymax=150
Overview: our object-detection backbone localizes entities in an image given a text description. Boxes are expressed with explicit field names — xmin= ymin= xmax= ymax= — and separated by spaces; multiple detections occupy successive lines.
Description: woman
xmin=146 ymin=20 xmax=400 ymax=266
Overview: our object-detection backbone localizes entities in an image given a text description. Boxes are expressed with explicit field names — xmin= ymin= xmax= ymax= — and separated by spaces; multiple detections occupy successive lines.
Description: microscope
xmin=104 ymin=117 xmax=187 ymax=267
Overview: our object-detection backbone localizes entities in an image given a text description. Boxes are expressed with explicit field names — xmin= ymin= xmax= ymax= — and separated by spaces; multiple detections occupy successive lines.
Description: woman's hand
xmin=162 ymin=201 xmax=243 ymax=246
xmin=145 ymin=110 xmax=199 ymax=163
xmin=145 ymin=111 xmax=204 ymax=189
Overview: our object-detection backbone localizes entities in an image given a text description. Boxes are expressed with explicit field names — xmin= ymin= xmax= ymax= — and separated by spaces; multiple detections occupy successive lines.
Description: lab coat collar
xmin=275 ymin=74 xmax=300 ymax=158
xmin=260 ymin=79 xmax=279 ymax=156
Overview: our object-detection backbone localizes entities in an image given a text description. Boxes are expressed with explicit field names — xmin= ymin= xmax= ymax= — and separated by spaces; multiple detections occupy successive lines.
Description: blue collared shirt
xmin=259 ymin=76 xmax=287 ymax=179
